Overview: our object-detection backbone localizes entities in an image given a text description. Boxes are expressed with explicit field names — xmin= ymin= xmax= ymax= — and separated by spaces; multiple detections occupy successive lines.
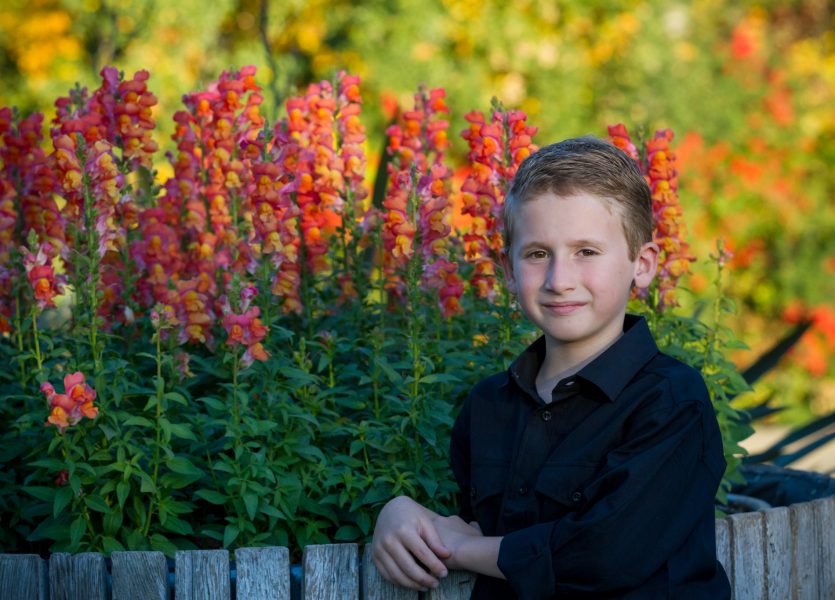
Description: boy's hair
xmin=504 ymin=136 xmax=654 ymax=260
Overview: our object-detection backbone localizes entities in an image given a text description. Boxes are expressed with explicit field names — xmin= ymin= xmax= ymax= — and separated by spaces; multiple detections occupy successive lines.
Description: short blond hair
xmin=504 ymin=136 xmax=653 ymax=260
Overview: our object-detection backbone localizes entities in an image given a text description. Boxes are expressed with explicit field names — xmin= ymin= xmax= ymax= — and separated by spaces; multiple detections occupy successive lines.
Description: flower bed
xmin=1 ymin=66 xmax=750 ymax=557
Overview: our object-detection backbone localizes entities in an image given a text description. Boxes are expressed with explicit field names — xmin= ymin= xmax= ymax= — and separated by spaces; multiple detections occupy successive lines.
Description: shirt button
xmin=518 ymin=486 xmax=529 ymax=495
xmin=571 ymin=491 xmax=583 ymax=503
xmin=541 ymin=411 xmax=552 ymax=422
xmin=470 ymin=485 xmax=477 ymax=498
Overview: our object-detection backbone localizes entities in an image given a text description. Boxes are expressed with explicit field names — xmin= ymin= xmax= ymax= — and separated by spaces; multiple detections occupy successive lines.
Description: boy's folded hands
xmin=370 ymin=495 xmax=461 ymax=590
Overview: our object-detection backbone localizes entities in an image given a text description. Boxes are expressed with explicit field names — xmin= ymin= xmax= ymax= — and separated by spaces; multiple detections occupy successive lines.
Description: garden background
xmin=1 ymin=0 xmax=834 ymax=557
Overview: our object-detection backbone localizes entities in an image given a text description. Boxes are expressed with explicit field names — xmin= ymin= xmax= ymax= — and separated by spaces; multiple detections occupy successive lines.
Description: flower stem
xmin=143 ymin=330 xmax=165 ymax=536
xmin=31 ymin=309 xmax=43 ymax=376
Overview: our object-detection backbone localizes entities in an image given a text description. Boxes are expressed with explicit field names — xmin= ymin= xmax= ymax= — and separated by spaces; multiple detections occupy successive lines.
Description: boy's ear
xmin=633 ymin=241 xmax=659 ymax=289
xmin=500 ymin=248 xmax=517 ymax=295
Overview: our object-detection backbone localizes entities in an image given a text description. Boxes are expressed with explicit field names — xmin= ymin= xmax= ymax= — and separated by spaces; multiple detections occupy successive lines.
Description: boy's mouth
xmin=542 ymin=302 xmax=585 ymax=316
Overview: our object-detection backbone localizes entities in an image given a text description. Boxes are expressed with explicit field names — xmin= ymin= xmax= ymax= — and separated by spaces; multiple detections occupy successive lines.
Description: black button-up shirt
xmin=450 ymin=315 xmax=731 ymax=599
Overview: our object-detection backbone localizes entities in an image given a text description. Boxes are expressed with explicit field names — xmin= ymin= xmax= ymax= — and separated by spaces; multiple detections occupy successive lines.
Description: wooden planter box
xmin=1 ymin=495 xmax=833 ymax=599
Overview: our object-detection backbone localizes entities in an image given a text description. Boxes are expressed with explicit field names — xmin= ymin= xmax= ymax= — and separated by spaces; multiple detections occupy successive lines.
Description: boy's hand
xmin=431 ymin=515 xmax=483 ymax=570
xmin=371 ymin=496 xmax=452 ymax=590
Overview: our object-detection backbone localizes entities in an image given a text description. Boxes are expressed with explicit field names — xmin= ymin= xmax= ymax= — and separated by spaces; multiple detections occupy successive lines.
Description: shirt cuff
xmin=497 ymin=523 xmax=556 ymax=599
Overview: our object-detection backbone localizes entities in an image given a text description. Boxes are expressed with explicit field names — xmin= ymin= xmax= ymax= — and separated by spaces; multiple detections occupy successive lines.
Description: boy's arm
xmin=370 ymin=496 xmax=452 ymax=591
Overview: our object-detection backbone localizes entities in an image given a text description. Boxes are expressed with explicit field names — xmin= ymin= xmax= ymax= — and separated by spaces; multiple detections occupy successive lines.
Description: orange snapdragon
xmin=42 ymin=372 xmax=98 ymax=433
xmin=608 ymin=124 xmax=695 ymax=310
xmin=221 ymin=285 xmax=270 ymax=368
xmin=460 ymin=106 xmax=537 ymax=301
xmin=21 ymin=241 xmax=64 ymax=310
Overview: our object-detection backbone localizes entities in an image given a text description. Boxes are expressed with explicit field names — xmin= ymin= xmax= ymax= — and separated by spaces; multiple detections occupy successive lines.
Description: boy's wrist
xmin=454 ymin=535 xmax=505 ymax=579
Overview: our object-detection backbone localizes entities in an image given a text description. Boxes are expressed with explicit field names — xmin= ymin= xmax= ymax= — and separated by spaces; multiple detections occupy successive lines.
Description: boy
xmin=371 ymin=137 xmax=731 ymax=599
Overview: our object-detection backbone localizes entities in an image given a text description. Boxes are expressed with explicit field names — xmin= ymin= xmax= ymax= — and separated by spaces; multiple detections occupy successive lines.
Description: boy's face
xmin=501 ymin=192 xmax=658 ymax=360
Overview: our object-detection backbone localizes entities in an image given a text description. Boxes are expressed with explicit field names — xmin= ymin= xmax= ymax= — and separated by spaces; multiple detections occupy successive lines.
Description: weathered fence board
xmin=762 ymin=507 xmax=791 ymax=600
xmin=813 ymin=496 xmax=835 ymax=598
xmin=235 ymin=546 xmax=291 ymax=600
xmin=714 ymin=516 xmax=733 ymax=590
xmin=729 ymin=511 xmax=766 ymax=600
xmin=175 ymin=549 xmax=229 ymax=600
xmin=302 ymin=543 xmax=359 ymax=600
xmin=424 ymin=569 xmax=477 ymax=600
xmin=360 ymin=544 xmax=418 ymax=600
xmin=111 ymin=550 xmax=169 ymax=600
xmin=0 ymin=554 xmax=47 ymax=600
xmin=790 ymin=501 xmax=820 ymax=600
xmin=49 ymin=552 xmax=108 ymax=600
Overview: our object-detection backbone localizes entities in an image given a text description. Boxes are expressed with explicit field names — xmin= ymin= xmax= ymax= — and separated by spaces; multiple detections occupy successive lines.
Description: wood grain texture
xmin=49 ymin=552 xmax=108 ymax=600
xmin=0 ymin=554 xmax=47 ymax=600
xmin=714 ymin=517 xmax=733 ymax=590
xmin=175 ymin=549 xmax=230 ymax=600
xmin=790 ymin=501 xmax=819 ymax=600
xmin=424 ymin=569 xmax=477 ymax=600
xmin=729 ymin=511 xmax=766 ymax=600
xmin=812 ymin=496 xmax=834 ymax=599
xmin=111 ymin=550 xmax=169 ymax=600
xmin=302 ymin=543 xmax=358 ymax=600
xmin=235 ymin=546 xmax=291 ymax=600
xmin=360 ymin=544 xmax=418 ymax=600
xmin=762 ymin=507 xmax=791 ymax=600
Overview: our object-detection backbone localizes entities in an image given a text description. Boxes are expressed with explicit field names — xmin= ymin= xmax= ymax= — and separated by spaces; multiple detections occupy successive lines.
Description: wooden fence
xmin=1 ymin=495 xmax=833 ymax=600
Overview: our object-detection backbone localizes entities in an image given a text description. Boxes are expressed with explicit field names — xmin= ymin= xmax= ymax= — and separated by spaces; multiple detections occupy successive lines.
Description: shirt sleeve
xmin=497 ymin=381 xmax=726 ymax=598
xmin=450 ymin=393 xmax=475 ymax=523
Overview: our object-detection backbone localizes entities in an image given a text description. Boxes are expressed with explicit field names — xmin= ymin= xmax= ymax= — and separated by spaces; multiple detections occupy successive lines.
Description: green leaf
xmin=168 ymin=422 xmax=197 ymax=441
xmin=103 ymin=509 xmax=123 ymax=537
xmin=195 ymin=490 xmax=229 ymax=505
xmin=356 ymin=511 xmax=371 ymax=535
xmin=28 ymin=517 xmax=69 ymax=542
xmin=244 ymin=493 xmax=258 ymax=520
xmin=84 ymin=495 xmax=111 ymax=513
xmin=163 ymin=391 xmax=189 ymax=405
xmin=160 ymin=472 xmax=201 ymax=490
xmin=223 ymin=524 xmax=240 ymax=548
xmin=102 ymin=536 xmax=126 ymax=554
xmin=24 ymin=486 xmax=56 ymax=503
xmin=116 ymin=481 xmax=130 ymax=508
xmin=124 ymin=416 xmax=154 ymax=428
xmin=30 ymin=458 xmax=67 ymax=470
xmin=70 ymin=515 xmax=86 ymax=547
xmin=53 ymin=486 xmax=73 ymax=518
xmin=150 ymin=533 xmax=178 ymax=557
xmin=334 ymin=525 xmax=361 ymax=541
xmin=162 ymin=516 xmax=193 ymax=535
xmin=166 ymin=456 xmax=203 ymax=477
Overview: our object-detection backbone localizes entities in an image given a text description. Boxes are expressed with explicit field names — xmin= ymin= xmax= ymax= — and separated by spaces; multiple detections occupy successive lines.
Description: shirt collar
xmin=508 ymin=314 xmax=659 ymax=402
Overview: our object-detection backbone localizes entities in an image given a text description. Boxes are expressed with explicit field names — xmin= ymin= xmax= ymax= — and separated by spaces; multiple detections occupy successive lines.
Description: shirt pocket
xmin=469 ymin=462 xmax=509 ymax=533
xmin=534 ymin=462 xmax=601 ymax=521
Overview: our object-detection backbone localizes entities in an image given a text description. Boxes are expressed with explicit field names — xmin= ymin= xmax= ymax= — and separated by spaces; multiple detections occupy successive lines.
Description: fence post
xmin=790 ymin=501 xmax=820 ymax=600
xmin=360 ymin=545 xmax=419 ymax=600
xmin=175 ymin=549 xmax=230 ymax=600
xmin=762 ymin=506 xmax=791 ymax=600
xmin=235 ymin=546 xmax=291 ymax=600
xmin=729 ymin=511 xmax=766 ymax=600
xmin=714 ymin=517 xmax=733 ymax=590
xmin=49 ymin=552 xmax=108 ymax=600
xmin=302 ymin=543 xmax=358 ymax=600
xmin=0 ymin=554 xmax=48 ymax=600
xmin=111 ymin=550 xmax=169 ymax=600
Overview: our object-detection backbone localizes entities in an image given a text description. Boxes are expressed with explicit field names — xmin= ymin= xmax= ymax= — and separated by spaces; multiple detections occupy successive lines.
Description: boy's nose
xmin=543 ymin=256 xmax=576 ymax=292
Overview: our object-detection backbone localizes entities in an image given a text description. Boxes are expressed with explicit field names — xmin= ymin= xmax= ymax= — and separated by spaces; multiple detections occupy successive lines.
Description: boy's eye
xmin=526 ymin=250 xmax=548 ymax=259
xmin=579 ymin=248 xmax=598 ymax=257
